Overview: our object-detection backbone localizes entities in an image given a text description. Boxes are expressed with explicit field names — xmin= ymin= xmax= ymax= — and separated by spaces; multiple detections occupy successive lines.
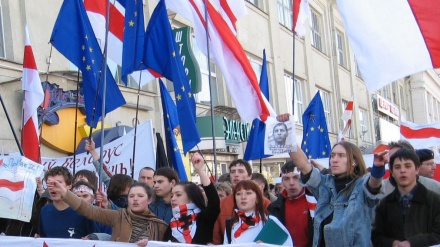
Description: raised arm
xmin=277 ymin=113 xmax=313 ymax=174
xmin=191 ymin=152 xmax=210 ymax=186
xmin=368 ymin=150 xmax=389 ymax=189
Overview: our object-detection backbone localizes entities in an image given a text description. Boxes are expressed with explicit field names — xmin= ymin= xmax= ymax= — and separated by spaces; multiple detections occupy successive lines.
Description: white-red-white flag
xmin=164 ymin=0 xmax=275 ymax=122
xmin=400 ymin=121 xmax=440 ymax=149
xmin=293 ymin=0 xmax=310 ymax=37
xmin=336 ymin=0 xmax=440 ymax=92
xmin=338 ymin=100 xmax=353 ymax=142
xmin=84 ymin=0 xmax=154 ymax=86
xmin=21 ymin=26 xmax=44 ymax=163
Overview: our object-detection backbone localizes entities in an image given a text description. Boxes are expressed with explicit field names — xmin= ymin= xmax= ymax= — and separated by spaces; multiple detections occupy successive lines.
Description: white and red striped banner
xmin=0 ymin=155 xmax=44 ymax=222
xmin=292 ymin=0 xmax=310 ymax=37
xmin=338 ymin=100 xmax=353 ymax=142
xmin=84 ymin=0 xmax=154 ymax=85
xmin=400 ymin=121 xmax=440 ymax=149
xmin=336 ymin=0 xmax=440 ymax=92
xmin=21 ymin=25 xmax=44 ymax=163
xmin=164 ymin=0 xmax=275 ymax=122
xmin=0 ymin=236 xmax=280 ymax=247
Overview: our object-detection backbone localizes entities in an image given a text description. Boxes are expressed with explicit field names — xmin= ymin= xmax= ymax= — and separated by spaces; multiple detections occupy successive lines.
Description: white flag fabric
xmin=293 ymin=0 xmax=310 ymax=37
xmin=163 ymin=0 xmax=274 ymax=122
xmin=0 ymin=156 xmax=44 ymax=222
xmin=400 ymin=121 xmax=440 ymax=149
xmin=22 ymin=25 xmax=44 ymax=162
xmin=336 ymin=0 xmax=440 ymax=92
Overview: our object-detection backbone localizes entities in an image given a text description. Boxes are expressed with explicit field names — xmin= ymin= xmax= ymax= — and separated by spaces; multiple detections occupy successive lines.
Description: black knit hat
xmin=416 ymin=149 xmax=434 ymax=163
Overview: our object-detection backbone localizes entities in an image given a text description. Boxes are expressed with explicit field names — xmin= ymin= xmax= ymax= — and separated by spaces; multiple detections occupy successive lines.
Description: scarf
xmin=233 ymin=210 xmax=261 ymax=238
xmin=128 ymin=209 xmax=160 ymax=243
xmin=169 ymin=203 xmax=201 ymax=243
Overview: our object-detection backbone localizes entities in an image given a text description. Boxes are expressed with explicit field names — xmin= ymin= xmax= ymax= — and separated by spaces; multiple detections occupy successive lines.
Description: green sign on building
xmin=173 ymin=27 xmax=201 ymax=93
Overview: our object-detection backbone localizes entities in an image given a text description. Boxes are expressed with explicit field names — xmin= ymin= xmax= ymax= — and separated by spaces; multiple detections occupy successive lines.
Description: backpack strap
xmin=225 ymin=218 xmax=233 ymax=244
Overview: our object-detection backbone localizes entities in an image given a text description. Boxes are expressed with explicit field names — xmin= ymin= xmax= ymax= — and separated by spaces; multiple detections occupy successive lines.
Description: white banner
xmin=0 ymin=156 xmax=44 ymax=222
xmin=41 ymin=120 xmax=155 ymax=179
xmin=0 ymin=237 xmax=284 ymax=247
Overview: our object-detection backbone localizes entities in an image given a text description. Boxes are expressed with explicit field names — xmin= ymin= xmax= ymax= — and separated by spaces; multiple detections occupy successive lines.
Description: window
xmin=246 ymin=0 xmax=265 ymax=10
xmin=277 ymin=0 xmax=292 ymax=29
xmin=382 ymin=85 xmax=390 ymax=100
xmin=359 ymin=109 xmax=370 ymax=142
xmin=319 ymin=90 xmax=333 ymax=132
xmin=310 ymin=9 xmax=323 ymax=52
xmin=341 ymin=100 xmax=352 ymax=139
xmin=336 ymin=31 xmax=346 ymax=67
xmin=0 ymin=3 xmax=5 ymax=58
xmin=399 ymin=86 xmax=405 ymax=108
xmin=284 ymin=74 xmax=304 ymax=124
xmin=250 ymin=59 xmax=262 ymax=82
xmin=193 ymin=36 xmax=218 ymax=105
xmin=354 ymin=58 xmax=363 ymax=79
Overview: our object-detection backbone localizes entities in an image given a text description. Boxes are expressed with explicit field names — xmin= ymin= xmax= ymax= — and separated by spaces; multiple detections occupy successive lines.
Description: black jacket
xmin=164 ymin=182 xmax=220 ymax=244
xmin=268 ymin=193 xmax=313 ymax=247
xmin=372 ymin=183 xmax=440 ymax=247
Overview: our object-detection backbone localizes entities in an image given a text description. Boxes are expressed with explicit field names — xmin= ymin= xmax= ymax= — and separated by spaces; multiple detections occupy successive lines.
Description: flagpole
xmin=131 ymin=73 xmax=143 ymax=179
xmin=0 ymin=94 xmax=24 ymax=155
xmin=72 ymin=70 xmax=80 ymax=175
xmin=97 ymin=0 xmax=111 ymax=188
xmin=203 ymin=0 xmax=218 ymax=180
xmin=39 ymin=46 xmax=54 ymax=163
xmin=292 ymin=2 xmax=296 ymax=116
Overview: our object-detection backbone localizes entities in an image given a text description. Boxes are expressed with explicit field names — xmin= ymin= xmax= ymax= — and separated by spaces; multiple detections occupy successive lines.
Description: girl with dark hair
xmin=49 ymin=181 xmax=167 ymax=246
xmin=224 ymin=180 xmax=293 ymax=245
xmin=163 ymin=152 xmax=220 ymax=244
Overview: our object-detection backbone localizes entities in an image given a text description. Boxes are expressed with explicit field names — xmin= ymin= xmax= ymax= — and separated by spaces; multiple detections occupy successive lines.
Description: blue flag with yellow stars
xmin=50 ymin=0 xmax=125 ymax=128
xmin=159 ymin=79 xmax=188 ymax=181
xmin=121 ymin=0 xmax=146 ymax=84
xmin=244 ymin=49 xmax=271 ymax=161
xmin=143 ymin=0 xmax=200 ymax=154
xmin=301 ymin=92 xmax=331 ymax=159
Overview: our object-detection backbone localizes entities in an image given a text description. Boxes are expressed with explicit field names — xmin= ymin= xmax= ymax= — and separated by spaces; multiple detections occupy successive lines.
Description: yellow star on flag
xmin=86 ymin=65 xmax=91 ymax=70
xmin=303 ymin=141 xmax=307 ymax=145
xmin=181 ymin=86 xmax=185 ymax=91
xmin=82 ymin=56 xmax=86 ymax=62
xmin=82 ymin=45 xmax=85 ymax=50
xmin=167 ymin=114 xmax=170 ymax=118
xmin=85 ymin=35 xmax=88 ymax=40
xmin=308 ymin=155 xmax=312 ymax=159
xmin=177 ymin=94 xmax=182 ymax=100
xmin=172 ymin=51 xmax=176 ymax=57
xmin=89 ymin=47 xmax=93 ymax=52
xmin=311 ymin=127 xmax=315 ymax=131
xmin=129 ymin=20 xmax=135 ymax=27
xmin=322 ymin=151 xmax=327 ymax=155
xmin=188 ymin=92 xmax=192 ymax=98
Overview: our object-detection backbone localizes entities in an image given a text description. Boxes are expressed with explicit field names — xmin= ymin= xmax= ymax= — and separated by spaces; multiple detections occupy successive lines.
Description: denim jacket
xmin=302 ymin=168 xmax=384 ymax=247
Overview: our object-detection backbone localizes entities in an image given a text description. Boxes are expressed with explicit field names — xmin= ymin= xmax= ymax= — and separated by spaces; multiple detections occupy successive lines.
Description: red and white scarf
xmin=233 ymin=210 xmax=261 ymax=238
xmin=169 ymin=203 xmax=201 ymax=243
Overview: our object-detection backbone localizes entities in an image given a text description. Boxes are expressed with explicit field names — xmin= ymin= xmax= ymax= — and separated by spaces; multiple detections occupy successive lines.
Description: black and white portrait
xmin=264 ymin=116 xmax=297 ymax=155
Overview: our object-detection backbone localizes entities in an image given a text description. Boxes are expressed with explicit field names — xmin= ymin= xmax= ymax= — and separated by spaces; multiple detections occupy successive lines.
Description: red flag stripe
xmin=345 ymin=101 xmax=353 ymax=111
xmin=206 ymin=1 xmax=270 ymax=120
xmin=220 ymin=0 xmax=237 ymax=31
xmin=23 ymin=46 xmax=37 ymax=70
xmin=408 ymin=0 xmax=440 ymax=67
xmin=400 ymin=125 xmax=440 ymax=139
xmin=22 ymin=117 xmax=41 ymax=162
xmin=0 ymin=179 xmax=25 ymax=191
xmin=84 ymin=0 xmax=124 ymax=41
xmin=292 ymin=0 xmax=301 ymax=31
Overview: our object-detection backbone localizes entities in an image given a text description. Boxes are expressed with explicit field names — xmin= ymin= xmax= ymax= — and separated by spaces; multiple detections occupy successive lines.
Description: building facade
xmin=0 ymin=0 xmax=439 ymax=180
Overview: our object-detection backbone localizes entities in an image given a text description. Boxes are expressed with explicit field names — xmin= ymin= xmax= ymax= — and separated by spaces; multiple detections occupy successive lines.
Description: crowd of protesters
xmin=2 ymin=114 xmax=440 ymax=246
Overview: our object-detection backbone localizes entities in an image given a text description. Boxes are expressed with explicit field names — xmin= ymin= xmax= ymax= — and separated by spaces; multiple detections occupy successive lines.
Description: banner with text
xmin=41 ymin=120 xmax=155 ymax=179
xmin=0 ymin=237 xmax=284 ymax=247
xmin=0 ymin=156 xmax=44 ymax=222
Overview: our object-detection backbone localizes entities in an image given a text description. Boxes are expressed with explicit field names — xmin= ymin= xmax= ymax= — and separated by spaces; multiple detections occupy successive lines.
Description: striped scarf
xmin=128 ymin=209 xmax=158 ymax=243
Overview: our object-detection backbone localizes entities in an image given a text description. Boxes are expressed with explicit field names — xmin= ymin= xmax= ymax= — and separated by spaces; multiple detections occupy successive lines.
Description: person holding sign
xmin=278 ymin=113 xmax=388 ymax=246
xmin=163 ymin=152 xmax=220 ymax=244
xmin=223 ymin=180 xmax=293 ymax=245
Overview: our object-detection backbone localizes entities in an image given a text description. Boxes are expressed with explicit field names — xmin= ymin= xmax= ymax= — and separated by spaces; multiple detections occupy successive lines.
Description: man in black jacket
xmin=268 ymin=161 xmax=314 ymax=247
xmin=372 ymin=148 xmax=440 ymax=247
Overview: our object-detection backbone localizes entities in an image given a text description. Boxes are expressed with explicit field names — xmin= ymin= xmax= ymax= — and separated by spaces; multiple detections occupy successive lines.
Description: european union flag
xmin=244 ymin=49 xmax=271 ymax=161
xmin=143 ymin=0 xmax=200 ymax=154
xmin=301 ymin=92 xmax=331 ymax=159
xmin=50 ymin=0 xmax=125 ymax=128
xmin=121 ymin=0 xmax=146 ymax=84
xmin=159 ymin=79 xmax=188 ymax=181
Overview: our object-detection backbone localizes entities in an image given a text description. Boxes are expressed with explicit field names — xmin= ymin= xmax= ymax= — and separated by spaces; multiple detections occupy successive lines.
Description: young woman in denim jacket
xmin=278 ymin=114 xmax=388 ymax=247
